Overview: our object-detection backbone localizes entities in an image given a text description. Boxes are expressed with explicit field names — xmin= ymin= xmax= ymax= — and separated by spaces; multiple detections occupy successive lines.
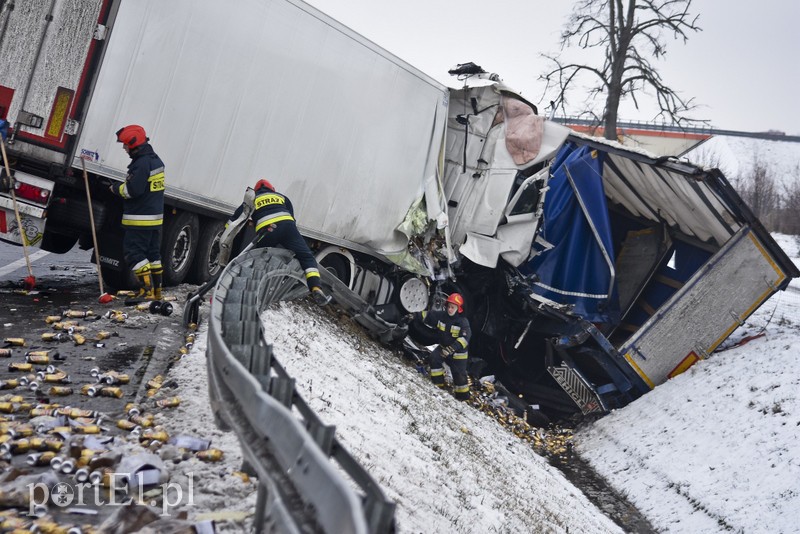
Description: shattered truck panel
xmin=510 ymin=134 xmax=800 ymax=415
xmin=620 ymin=227 xmax=790 ymax=388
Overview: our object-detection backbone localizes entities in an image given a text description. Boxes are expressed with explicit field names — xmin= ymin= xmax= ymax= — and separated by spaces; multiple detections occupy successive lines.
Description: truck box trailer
xmin=0 ymin=0 xmax=796 ymax=417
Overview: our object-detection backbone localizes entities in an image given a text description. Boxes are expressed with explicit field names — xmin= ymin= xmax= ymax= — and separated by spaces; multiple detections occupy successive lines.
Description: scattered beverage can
xmin=47 ymin=386 xmax=73 ymax=396
xmin=196 ymin=449 xmax=224 ymax=462
xmin=155 ymin=397 xmax=180 ymax=408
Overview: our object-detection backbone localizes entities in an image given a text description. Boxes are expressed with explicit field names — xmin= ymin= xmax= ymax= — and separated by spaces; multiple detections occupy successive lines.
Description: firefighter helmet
xmin=254 ymin=179 xmax=275 ymax=191
xmin=446 ymin=293 xmax=464 ymax=313
xmin=115 ymin=125 xmax=148 ymax=149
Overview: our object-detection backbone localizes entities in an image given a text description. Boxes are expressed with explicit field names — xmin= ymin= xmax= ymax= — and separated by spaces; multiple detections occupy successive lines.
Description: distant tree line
xmin=729 ymin=157 xmax=800 ymax=235
xmin=688 ymin=148 xmax=800 ymax=235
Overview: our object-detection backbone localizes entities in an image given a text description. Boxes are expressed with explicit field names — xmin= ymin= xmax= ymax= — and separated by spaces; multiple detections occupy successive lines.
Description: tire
xmin=100 ymin=264 xmax=138 ymax=291
xmin=161 ymin=210 xmax=199 ymax=286
xmin=318 ymin=253 xmax=351 ymax=284
xmin=40 ymin=230 xmax=78 ymax=254
xmin=188 ymin=219 xmax=226 ymax=284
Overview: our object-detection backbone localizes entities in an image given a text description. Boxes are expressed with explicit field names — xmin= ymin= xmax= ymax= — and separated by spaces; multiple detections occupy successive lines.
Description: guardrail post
xmin=253 ymin=482 xmax=268 ymax=534
xmin=269 ymin=376 xmax=295 ymax=407
xmin=307 ymin=421 xmax=336 ymax=456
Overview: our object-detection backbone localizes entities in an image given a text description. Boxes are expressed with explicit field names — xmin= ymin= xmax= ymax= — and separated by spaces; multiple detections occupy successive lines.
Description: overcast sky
xmin=303 ymin=0 xmax=800 ymax=135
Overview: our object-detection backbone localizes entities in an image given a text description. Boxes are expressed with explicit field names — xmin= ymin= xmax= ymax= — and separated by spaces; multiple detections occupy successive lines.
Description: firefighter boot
xmin=133 ymin=264 xmax=155 ymax=300
xmin=311 ymin=287 xmax=331 ymax=306
xmin=430 ymin=368 xmax=446 ymax=388
xmin=150 ymin=261 xmax=163 ymax=301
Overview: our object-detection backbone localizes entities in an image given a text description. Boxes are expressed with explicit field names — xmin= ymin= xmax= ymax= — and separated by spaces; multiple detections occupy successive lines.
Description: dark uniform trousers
xmin=254 ymin=221 xmax=322 ymax=291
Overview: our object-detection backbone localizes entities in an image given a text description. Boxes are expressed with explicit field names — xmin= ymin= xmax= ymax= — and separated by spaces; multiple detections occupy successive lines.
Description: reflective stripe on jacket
xmin=112 ymin=143 xmax=165 ymax=228
xmin=421 ymin=310 xmax=471 ymax=359
xmin=252 ymin=189 xmax=295 ymax=232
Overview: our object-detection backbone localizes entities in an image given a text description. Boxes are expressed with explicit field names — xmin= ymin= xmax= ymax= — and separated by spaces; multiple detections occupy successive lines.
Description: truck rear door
xmin=0 ymin=0 xmax=114 ymax=157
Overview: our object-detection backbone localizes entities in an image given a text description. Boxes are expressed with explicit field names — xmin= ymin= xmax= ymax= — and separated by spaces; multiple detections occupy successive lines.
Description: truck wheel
xmin=161 ymin=211 xmax=199 ymax=286
xmin=316 ymin=247 xmax=354 ymax=287
xmin=100 ymin=264 xmax=138 ymax=291
xmin=188 ymin=219 xmax=225 ymax=284
xmin=40 ymin=231 xmax=78 ymax=254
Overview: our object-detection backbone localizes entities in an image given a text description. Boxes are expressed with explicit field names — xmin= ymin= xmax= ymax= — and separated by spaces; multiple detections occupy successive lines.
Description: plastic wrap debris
xmin=117 ymin=453 xmax=169 ymax=489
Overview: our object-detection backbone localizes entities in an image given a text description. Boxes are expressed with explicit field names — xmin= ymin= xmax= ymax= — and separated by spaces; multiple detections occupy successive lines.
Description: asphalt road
xmin=0 ymin=240 xmax=192 ymax=527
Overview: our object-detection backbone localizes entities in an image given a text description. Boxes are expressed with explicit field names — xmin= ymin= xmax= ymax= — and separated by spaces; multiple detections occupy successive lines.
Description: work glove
xmin=440 ymin=345 xmax=455 ymax=357
xmin=399 ymin=313 xmax=415 ymax=326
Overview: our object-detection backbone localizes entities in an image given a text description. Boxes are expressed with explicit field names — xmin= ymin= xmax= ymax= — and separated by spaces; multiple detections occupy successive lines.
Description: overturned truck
xmin=437 ymin=131 xmax=799 ymax=417
xmin=0 ymin=0 xmax=795 ymax=418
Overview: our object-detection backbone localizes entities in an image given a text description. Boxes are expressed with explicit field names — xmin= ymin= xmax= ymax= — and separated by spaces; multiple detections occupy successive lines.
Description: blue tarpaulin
xmin=521 ymin=142 xmax=620 ymax=324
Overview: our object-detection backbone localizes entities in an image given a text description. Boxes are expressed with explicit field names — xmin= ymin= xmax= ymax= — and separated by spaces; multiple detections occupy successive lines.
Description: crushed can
xmin=146 ymin=375 xmax=163 ymax=390
xmin=129 ymin=414 xmax=153 ymax=428
xmin=25 ymin=354 xmax=49 ymax=365
xmin=141 ymin=429 xmax=169 ymax=443
xmin=41 ymin=332 xmax=68 ymax=342
xmin=8 ymin=362 xmax=32 ymax=372
xmin=72 ymin=333 xmax=86 ymax=346
xmin=43 ymin=439 xmax=63 ymax=452
xmin=196 ymin=448 xmax=224 ymax=462
xmin=0 ymin=379 xmax=18 ymax=390
xmin=63 ymin=310 xmax=94 ymax=319
xmin=47 ymin=386 xmax=73 ymax=396
xmin=44 ymin=315 xmax=62 ymax=324
xmin=99 ymin=372 xmax=130 ymax=385
xmin=74 ymin=425 xmax=101 ymax=435
xmin=0 ymin=348 xmax=12 ymax=358
xmin=89 ymin=467 xmax=114 ymax=487
xmin=124 ymin=403 xmax=141 ymax=416
xmin=155 ymin=397 xmax=180 ymax=409
xmin=26 ymin=450 xmax=56 ymax=466
xmin=3 ymin=338 xmax=25 ymax=347
xmin=116 ymin=419 xmax=138 ymax=431
xmin=43 ymin=371 xmax=70 ymax=384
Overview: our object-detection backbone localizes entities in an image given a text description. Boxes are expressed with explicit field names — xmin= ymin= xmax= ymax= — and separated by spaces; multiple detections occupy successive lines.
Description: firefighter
xmin=108 ymin=125 xmax=165 ymax=300
xmin=228 ymin=179 xmax=331 ymax=306
xmin=414 ymin=293 xmax=471 ymax=401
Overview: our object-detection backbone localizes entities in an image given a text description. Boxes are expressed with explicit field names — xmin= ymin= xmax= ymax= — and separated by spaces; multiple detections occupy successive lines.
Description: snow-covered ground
xmin=171 ymin=234 xmax=800 ymax=533
xmin=576 ymin=232 xmax=800 ymax=534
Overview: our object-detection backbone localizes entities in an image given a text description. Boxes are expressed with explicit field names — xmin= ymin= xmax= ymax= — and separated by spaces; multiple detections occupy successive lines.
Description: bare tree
xmin=732 ymin=152 xmax=779 ymax=231
xmin=540 ymin=0 xmax=702 ymax=140
xmin=779 ymin=163 xmax=800 ymax=235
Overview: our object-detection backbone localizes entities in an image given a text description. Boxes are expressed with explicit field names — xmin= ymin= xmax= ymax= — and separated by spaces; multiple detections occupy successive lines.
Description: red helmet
xmin=115 ymin=125 xmax=148 ymax=149
xmin=254 ymin=179 xmax=274 ymax=191
xmin=446 ymin=293 xmax=464 ymax=313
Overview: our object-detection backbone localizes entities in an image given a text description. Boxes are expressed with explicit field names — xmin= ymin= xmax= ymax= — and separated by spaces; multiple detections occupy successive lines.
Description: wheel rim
xmin=171 ymin=225 xmax=193 ymax=273
xmin=207 ymin=230 xmax=223 ymax=277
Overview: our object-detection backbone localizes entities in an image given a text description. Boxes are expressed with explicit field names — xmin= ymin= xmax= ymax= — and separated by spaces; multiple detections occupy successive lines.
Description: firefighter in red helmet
xmin=108 ymin=125 xmax=165 ymax=299
xmin=410 ymin=292 xmax=472 ymax=400
xmin=226 ymin=179 xmax=331 ymax=306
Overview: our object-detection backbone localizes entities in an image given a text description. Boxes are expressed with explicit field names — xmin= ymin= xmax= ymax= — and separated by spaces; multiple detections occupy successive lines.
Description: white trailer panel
xmin=76 ymin=0 xmax=448 ymax=256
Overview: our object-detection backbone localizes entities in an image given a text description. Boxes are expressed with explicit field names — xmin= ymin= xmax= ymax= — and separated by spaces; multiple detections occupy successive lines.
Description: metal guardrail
xmin=205 ymin=247 xmax=396 ymax=533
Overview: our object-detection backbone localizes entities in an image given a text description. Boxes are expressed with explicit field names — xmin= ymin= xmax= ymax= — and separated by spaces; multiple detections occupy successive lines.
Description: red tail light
xmin=14 ymin=182 xmax=50 ymax=204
